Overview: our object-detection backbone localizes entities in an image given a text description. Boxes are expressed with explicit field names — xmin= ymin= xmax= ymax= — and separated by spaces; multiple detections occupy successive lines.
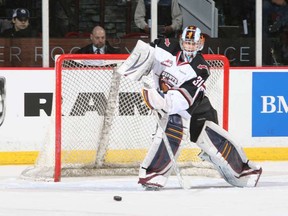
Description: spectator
xmin=134 ymin=0 xmax=183 ymax=38
xmin=263 ymin=0 xmax=288 ymax=35
xmin=0 ymin=8 xmax=12 ymax=33
xmin=0 ymin=8 xmax=37 ymax=38
xmin=263 ymin=0 xmax=288 ymax=65
xmin=0 ymin=19 xmax=12 ymax=33
xmin=76 ymin=26 xmax=120 ymax=54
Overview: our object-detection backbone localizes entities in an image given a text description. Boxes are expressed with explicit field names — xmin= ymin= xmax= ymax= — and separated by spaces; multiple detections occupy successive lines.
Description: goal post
xmin=204 ymin=54 xmax=230 ymax=130
xmin=20 ymin=53 xmax=230 ymax=182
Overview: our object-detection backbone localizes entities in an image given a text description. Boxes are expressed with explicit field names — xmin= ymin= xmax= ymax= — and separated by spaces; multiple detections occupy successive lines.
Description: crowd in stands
xmin=0 ymin=0 xmax=287 ymax=65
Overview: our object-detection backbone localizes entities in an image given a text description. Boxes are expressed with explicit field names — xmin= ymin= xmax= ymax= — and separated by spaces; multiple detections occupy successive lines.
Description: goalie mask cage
xmin=20 ymin=53 xmax=230 ymax=182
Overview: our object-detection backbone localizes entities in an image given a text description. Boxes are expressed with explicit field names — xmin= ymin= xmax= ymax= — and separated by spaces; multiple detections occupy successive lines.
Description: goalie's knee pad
xmin=196 ymin=121 xmax=262 ymax=187
xmin=138 ymin=114 xmax=187 ymax=188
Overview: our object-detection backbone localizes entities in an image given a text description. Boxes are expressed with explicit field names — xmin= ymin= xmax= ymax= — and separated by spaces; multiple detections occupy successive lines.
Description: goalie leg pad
xmin=138 ymin=114 xmax=188 ymax=188
xmin=196 ymin=121 xmax=262 ymax=187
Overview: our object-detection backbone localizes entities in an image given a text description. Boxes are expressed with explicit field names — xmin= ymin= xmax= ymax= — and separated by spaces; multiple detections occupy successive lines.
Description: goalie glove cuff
xmin=142 ymin=88 xmax=166 ymax=111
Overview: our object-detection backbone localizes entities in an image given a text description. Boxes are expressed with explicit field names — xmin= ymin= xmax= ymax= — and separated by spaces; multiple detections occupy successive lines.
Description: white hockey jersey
xmin=151 ymin=45 xmax=210 ymax=118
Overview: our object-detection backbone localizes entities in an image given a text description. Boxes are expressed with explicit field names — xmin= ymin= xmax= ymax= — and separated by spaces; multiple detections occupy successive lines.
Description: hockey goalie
xmin=118 ymin=25 xmax=262 ymax=189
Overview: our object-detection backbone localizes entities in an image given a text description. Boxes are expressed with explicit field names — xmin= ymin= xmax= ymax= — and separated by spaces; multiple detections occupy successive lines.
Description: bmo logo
xmin=252 ymin=72 xmax=288 ymax=137
xmin=261 ymin=96 xmax=288 ymax=114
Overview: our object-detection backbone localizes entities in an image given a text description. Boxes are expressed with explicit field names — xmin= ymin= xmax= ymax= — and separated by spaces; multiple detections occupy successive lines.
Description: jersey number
xmin=192 ymin=76 xmax=204 ymax=87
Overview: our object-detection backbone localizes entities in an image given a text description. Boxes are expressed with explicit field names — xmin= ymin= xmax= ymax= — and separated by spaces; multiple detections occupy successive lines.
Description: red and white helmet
xmin=180 ymin=25 xmax=205 ymax=62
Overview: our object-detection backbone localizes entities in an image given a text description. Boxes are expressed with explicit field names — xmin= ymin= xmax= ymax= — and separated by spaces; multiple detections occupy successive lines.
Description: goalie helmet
xmin=180 ymin=25 xmax=205 ymax=62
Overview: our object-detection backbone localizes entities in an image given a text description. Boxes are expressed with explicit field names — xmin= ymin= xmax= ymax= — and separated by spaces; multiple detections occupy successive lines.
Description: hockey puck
xmin=113 ymin=196 xmax=122 ymax=201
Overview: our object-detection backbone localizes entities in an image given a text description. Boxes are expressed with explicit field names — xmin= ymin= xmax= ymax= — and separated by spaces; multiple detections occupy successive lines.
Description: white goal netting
xmin=20 ymin=53 xmax=229 ymax=182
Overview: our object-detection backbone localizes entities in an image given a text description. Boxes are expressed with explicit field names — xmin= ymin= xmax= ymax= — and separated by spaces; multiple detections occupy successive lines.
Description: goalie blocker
xmin=197 ymin=121 xmax=262 ymax=187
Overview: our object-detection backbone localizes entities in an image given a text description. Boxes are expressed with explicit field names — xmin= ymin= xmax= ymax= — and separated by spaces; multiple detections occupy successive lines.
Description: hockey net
xmin=20 ymin=53 xmax=230 ymax=182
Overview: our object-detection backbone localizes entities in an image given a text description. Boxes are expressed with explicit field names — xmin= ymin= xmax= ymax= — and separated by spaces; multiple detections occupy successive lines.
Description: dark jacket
xmin=0 ymin=26 xmax=37 ymax=38
xmin=76 ymin=41 xmax=120 ymax=54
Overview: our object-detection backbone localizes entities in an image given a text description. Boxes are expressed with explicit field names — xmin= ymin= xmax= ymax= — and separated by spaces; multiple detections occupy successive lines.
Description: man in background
xmin=76 ymin=25 xmax=120 ymax=54
xmin=134 ymin=0 xmax=183 ymax=38
xmin=0 ymin=8 xmax=37 ymax=38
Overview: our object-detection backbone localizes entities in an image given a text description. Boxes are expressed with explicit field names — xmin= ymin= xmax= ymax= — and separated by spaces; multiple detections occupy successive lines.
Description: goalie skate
xmin=138 ymin=174 xmax=165 ymax=191
xmin=138 ymin=166 xmax=167 ymax=190
xmin=141 ymin=183 xmax=163 ymax=191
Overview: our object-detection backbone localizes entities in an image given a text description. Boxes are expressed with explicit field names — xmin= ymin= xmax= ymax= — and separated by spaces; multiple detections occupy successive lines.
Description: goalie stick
xmin=0 ymin=77 xmax=6 ymax=126
xmin=152 ymin=111 xmax=191 ymax=190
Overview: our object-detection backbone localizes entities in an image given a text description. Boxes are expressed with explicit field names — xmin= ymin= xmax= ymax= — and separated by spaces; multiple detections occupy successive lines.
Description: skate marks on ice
xmin=0 ymin=173 xmax=287 ymax=192
xmin=0 ymin=163 xmax=287 ymax=216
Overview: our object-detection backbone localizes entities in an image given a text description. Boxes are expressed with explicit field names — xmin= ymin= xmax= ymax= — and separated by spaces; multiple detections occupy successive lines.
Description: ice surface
xmin=0 ymin=161 xmax=287 ymax=216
